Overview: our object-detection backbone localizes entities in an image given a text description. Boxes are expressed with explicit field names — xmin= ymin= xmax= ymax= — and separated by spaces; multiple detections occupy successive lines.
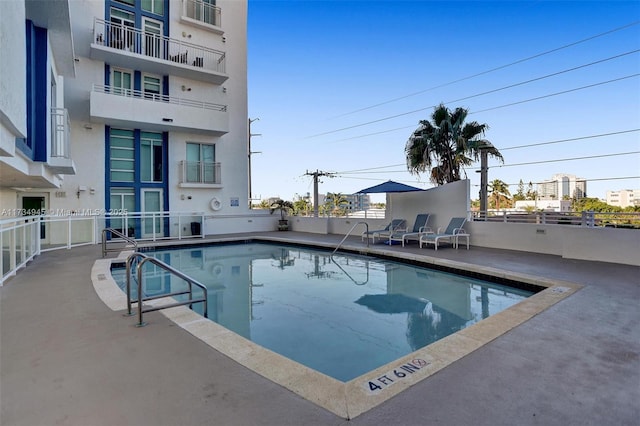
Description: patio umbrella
xmin=356 ymin=180 xmax=423 ymax=194
xmin=355 ymin=293 xmax=428 ymax=314
xmin=356 ymin=180 xmax=423 ymax=217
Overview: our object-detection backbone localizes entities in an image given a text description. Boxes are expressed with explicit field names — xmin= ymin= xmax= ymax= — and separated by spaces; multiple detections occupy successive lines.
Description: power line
xmin=331 ymin=21 xmax=640 ymax=118
xmin=335 ymin=131 xmax=640 ymax=175
xmin=332 ymin=151 xmax=640 ymax=177
xmin=307 ymin=66 xmax=640 ymax=139
xmin=499 ymin=129 xmax=640 ymax=151
xmin=472 ymin=74 xmax=640 ymax=115
xmin=488 ymin=151 xmax=640 ymax=168
xmin=471 ymin=176 xmax=640 ymax=188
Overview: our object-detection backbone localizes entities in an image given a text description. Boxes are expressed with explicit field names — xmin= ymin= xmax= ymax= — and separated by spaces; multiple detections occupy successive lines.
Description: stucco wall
xmin=387 ymin=179 xmax=470 ymax=233
xmin=0 ymin=0 xmax=27 ymax=142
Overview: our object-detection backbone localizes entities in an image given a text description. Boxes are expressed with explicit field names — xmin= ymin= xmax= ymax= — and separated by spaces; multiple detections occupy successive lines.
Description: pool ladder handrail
xmin=125 ymin=252 xmax=208 ymax=327
xmin=330 ymin=221 xmax=370 ymax=285
xmin=331 ymin=221 xmax=369 ymax=257
xmin=102 ymin=228 xmax=138 ymax=257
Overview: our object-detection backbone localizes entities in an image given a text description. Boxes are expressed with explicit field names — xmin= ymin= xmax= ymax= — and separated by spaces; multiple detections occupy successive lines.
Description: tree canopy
xmin=405 ymin=103 xmax=503 ymax=185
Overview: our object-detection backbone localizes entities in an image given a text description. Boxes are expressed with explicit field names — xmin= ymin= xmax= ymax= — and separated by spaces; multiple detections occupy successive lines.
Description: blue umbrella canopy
xmin=356 ymin=180 xmax=423 ymax=194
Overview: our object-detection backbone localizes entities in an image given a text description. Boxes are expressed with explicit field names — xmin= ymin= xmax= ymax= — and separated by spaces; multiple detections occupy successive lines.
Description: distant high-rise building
xmin=537 ymin=174 xmax=587 ymax=200
xmin=606 ymin=189 xmax=640 ymax=208
xmin=345 ymin=193 xmax=370 ymax=212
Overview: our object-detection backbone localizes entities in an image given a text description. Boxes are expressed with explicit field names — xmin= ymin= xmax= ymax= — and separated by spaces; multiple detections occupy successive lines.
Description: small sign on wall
xmin=230 ymin=197 xmax=239 ymax=207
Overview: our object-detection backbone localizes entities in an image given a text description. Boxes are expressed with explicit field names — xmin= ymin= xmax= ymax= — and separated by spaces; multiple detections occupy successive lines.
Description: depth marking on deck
xmin=365 ymin=358 xmax=430 ymax=394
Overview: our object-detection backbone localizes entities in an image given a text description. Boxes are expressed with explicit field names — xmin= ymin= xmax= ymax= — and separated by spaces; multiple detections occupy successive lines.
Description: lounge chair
xmin=419 ymin=217 xmax=468 ymax=250
xmin=362 ymin=218 xmax=406 ymax=243
xmin=387 ymin=213 xmax=432 ymax=246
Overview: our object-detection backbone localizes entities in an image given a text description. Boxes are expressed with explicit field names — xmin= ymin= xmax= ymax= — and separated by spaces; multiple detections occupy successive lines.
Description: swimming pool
xmin=111 ymin=242 xmax=534 ymax=382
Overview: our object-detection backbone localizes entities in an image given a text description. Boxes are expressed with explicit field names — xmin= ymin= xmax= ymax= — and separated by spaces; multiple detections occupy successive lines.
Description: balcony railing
xmin=183 ymin=0 xmax=222 ymax=27
xmin=180 ymin=161 xmax=221 ymax=185
xmin=471 ymin=210 xmax=640 ymax=228
xmin=92 ymin=17 xmax=226 ymax=74
xmin=50 ymin=108 xmax=70 ymax=158
xmin=92 ymin=84 xmax=227 ymax=112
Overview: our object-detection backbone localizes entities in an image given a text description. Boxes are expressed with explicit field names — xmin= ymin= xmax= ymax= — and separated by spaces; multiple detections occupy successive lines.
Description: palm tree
xmin=489 ymin=179 xmax=511 ymax=210
xmin=405 ymin=104 xmax=503 ymax=185
xmin=270 ymin=199 xmax=294 ymax=220
xmin=325 ymin=192 xmax=349 ymax=217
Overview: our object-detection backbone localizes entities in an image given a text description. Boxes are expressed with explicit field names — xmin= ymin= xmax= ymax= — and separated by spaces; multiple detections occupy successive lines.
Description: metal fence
xmin=471 ymin=211 xmax=640 ymax=228
xmin=0 ymin=212 xmax=206 ymax=286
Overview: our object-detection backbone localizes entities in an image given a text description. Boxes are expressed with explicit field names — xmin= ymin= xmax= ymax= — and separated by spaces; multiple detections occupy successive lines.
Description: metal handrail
xmin=331 ymin=221 xmax=369 ymax=256
xmin=102 ymin=228 xmax=137 ymax=257
xmin=125 ymin=252 xmax=208 ymax=327
xmin=92 ymin=84 xmax=227 ymax=111
xmin=330 ymin=221 xmax=370 ymax=285
xmin=92 ymin=17 xmax=226 ymax=73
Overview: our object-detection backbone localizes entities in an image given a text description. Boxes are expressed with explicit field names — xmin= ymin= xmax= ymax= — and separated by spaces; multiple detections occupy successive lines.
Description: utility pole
xmin=248 ymin=118 xmax=262 ymax=209
xmin=474 ymin=141 xmax=496 ymax=219
xmin=304 ymin=170 xmax=335 ymax=217
xmin=479 ymin=148 xmax=488 ymax=216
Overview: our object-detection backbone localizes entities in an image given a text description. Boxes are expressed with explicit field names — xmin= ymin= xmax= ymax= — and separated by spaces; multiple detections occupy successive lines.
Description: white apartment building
xmin=1 ymin=0 xmax=248 ymax=239
xmin=606 ymin=189 xmax=640 ymax=208
xmin=1 ymin=0 xmax=77 ymax=211
xmin=537 ymin=173 xmax=587 ymax=200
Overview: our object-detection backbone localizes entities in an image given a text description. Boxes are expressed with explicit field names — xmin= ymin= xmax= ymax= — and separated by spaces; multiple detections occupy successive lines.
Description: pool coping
xmin=91 ymin=237 xmax=582 ymax=419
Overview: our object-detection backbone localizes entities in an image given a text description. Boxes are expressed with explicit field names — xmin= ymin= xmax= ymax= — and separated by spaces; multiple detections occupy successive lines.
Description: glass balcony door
xmin=143 ymin=17 xmax=163 ymax=59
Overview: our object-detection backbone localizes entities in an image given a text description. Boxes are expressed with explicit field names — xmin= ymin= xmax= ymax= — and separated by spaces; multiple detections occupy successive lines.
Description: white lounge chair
xmin=419 ymin=217 xmax=468 ymax=250
xmin=362 ymin=218 xmax=406 ymax=243
xmin=387 ymin=213 xmax=432 ymax=246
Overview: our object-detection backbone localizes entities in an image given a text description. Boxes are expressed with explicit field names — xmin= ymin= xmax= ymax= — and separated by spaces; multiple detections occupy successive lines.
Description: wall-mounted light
xmin=83 ymin=124 xmax=93 ymax=130
xmin=162 ymin=118 xmax=173 ymax=122
xmin=181 ymin=85 xmax=191 ymax=92
xmin=222 ymin=36 xmax=226 ymax=42
xmin=76 ymin=185 xmax=87 ymax=199
xmin=222 ymin=87 xmax=227 ymax=93
xmin=182 ymin=31 xmax=192 ymax=38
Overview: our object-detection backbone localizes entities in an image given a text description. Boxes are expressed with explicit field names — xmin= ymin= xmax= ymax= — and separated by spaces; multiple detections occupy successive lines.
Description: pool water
xmin=112 ymin=242 xmax=533 ymax=382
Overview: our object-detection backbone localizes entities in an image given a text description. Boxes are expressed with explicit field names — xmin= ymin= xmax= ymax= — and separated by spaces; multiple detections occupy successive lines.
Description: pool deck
xmin=1 ymin=231 xmax=639 ymax=426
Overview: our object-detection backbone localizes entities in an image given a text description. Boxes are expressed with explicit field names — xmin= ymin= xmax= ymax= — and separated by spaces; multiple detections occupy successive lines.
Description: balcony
xmin=90 ymin=84 xmax=228 ymax=135
xmin=90 ymin=18 xmax=228 ymax=85
xmin=47 ymin=108 xmax=76 ymax=175
xmin=179 ymin=160 xmax=222 ymax=188
xmin=181 ymin=0 xmax=223 ymax=34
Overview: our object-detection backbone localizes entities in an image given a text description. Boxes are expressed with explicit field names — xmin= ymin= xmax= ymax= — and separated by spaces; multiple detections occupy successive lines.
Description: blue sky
xmin=247 ymin=0 xmax=640 ymax=203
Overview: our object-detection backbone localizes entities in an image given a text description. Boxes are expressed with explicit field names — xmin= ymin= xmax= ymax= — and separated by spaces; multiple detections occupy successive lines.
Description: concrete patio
xmin=1 ymin=232 xmax=638 ymax=425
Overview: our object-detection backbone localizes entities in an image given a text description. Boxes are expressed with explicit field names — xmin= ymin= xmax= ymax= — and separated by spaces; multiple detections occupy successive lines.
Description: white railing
xmin=50 ymin=108 xmax=70 ymax=158
xmin=1 ymin=217 xmax=40 ymax=286
xmin=183 ymin=0 xmax=222 ymax=27
xmin=180 ymin=160 xmax=221 ymax=184
xmin=103 ymin=211 xmax=206 ymax=242
xmin=93 ymin=17 xmax=226 ymax=73
xmin=471 ymin=210 xmax=640 ymax=228
xmin=92 ymin=84 xmax=227 ymax=111
xmin=0 ymin=211 xmax=206 ymax=286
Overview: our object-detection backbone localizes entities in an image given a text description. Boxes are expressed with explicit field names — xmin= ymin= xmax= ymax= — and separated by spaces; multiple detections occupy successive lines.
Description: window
xmin=110 ymin=8 xmax=135 ymax=51
xmin=112 ymin=69 xmax=133 ymax=96
xmin=110 ymin=129 xmax=135 ymax=182
xmin=109 ymin=187 xmax=135 ymax=236
xmin=186 ymin=142 xmax=216 ymax=183
xmin=140 ymin=132 xmax=163 ymax=182
xmin=142 ymin=74 xmax=161 ymax=99
xmin=141 ymin=0 xmax=164 ymax=16
xmin=142 ymin=17 xmax=163 ymax=57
